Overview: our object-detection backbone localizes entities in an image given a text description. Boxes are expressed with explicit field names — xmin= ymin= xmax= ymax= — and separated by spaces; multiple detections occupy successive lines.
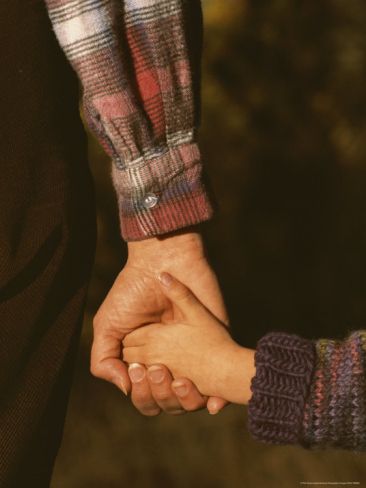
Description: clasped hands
xmin=90 ymin=231 xmax=253 ymax=416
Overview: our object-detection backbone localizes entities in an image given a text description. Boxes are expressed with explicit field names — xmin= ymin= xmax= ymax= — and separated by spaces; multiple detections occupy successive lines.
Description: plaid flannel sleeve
xmin=44 ymin=0 xmax=215 ymax=241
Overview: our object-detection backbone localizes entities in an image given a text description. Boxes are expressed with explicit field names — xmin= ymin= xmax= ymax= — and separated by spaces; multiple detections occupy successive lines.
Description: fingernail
xmin=208 ymin=406 xmax=219 ymax=415
xmin=119 ymin=381 xmax=128 ymax=396
xmin=148 ymin=366 xmax=165 ymax=384
xmin=115 ymin=377 xmax=128 ymax=395
xmin=158 ymin=272 xmax=173 ymax=287
xmin=128 ymin=363 xmax=145 ymax=383
xmin=172 ymin=382 xmax=188 ymax=397
xmin=207 ymin=401 xmax=220 ymax=415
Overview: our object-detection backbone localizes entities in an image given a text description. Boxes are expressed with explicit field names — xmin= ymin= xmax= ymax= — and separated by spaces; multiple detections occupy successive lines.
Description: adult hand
xmin=90 ymin=228 xmax=229 ymax=415
xmin=123 ymin=272 xmax=255 ymax=405
xmin=127 ymin=363 xmax=208 ymax=416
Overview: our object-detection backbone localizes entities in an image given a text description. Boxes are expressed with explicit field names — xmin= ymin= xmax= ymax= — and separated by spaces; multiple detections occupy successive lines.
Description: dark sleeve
xmin=247 ymin=330 xmax=366 ymax=451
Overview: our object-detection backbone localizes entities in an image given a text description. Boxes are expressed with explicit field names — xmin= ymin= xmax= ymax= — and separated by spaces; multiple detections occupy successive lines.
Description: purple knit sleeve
xmin=247 ymin=330 xmax=366 ymax=452
xmin=247 ymin=332 xmax=316 ymax=445
xmin=301 ymin=330 xmax=366 ymax=451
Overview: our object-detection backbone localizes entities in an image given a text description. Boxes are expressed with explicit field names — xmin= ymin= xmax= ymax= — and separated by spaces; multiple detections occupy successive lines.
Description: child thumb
xmin=157 ymin=272 xmax=202 ymax=318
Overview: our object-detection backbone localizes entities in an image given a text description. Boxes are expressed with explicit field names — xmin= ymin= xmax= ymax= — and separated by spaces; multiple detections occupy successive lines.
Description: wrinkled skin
xmin=90 ymin=230 xmax=230 ymax=415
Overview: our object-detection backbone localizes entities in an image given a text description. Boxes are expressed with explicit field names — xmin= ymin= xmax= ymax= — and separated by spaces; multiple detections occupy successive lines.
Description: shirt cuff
xmin=111 ymin=142 xmax=215 ymax=241
xmin=247 ymin=332 xmax=316 ymax=445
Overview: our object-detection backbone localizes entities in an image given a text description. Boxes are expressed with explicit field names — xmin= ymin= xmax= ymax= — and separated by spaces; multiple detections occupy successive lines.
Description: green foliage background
xmin=52 ymin=1 xmax=366 ymax=486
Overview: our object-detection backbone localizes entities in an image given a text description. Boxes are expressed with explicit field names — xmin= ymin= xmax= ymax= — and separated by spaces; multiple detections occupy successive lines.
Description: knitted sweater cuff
xmin=301 ymin=331 xmax=366 ymax=450
xmin=247 ymin=332 xmax=316 ymax=445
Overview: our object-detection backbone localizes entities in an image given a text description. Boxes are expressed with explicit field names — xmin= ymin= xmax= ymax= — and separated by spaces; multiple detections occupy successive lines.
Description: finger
xmin=90 ymin=329 xmax=131 ymax=395
xmin=157 ymin=272 xmax=206 ymax=320
xmin=129 ymin=363 xmax=161 ymax=416
xmin=123 ymin=324 xmax=159 ymax=348
xmin=147 ymin=365 xmax=186 ymax=415
xmin=206 ymin=396 xmax=229 ymax=415
xmin=123 ymin=345 xmax=146 ymax=364
xmin=171 ymin=378 xmax=208 ymax=412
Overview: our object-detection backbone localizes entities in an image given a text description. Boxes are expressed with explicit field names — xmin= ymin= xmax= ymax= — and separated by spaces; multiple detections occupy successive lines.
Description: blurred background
xmin=52 ymin=0 xmax=366 ymax=486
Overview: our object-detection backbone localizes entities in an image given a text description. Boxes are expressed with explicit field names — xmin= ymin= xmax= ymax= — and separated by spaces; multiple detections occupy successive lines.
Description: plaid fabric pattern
xmin=44 ymin=0 xmax=214 ymax=240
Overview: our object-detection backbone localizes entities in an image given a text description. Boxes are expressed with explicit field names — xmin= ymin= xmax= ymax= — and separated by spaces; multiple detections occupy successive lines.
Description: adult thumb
xmin=90 ymin=327 xmax=131 ymax=395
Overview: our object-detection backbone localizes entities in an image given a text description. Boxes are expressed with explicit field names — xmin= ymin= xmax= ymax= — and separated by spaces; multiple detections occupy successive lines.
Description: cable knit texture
xmin=44 ymin=0 xmax=214 ymax=241
xmin=301 ymin=330 xmax=366 ymax=451
xmin=248 ymin=330 xmax=366 ymax=451
xmin=247 ymin=332 xmax=316 ymax=445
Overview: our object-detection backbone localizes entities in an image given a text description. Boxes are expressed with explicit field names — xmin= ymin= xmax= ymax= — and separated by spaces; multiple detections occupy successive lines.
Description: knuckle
xmin=184 ymin=393 xmax=207 ymax=411
xmin=133 ymin=397 xmax=160 ymax=416
xmin=90 ymin=362 xmax=102 ymax=379
xmin=141 ymin=407 xmax=161 ymax=417
xmin=177 ymin=288 xmax=192 ymax=303
xmin=184 ymin=402 xmax=204 ymax=412
xmin=153 ymin=389 xmax=171 ymax=402
xmin=132 ymin=389 xmax=153 ymax=406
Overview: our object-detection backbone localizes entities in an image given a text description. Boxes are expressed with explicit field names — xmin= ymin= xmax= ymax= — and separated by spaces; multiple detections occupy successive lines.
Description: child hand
xmin=123 ymin=273 xmax=255 ymax=405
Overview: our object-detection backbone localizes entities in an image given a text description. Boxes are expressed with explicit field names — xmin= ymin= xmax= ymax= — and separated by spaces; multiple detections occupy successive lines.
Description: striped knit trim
xmin=301 ymin=330 xmax=366 ymax=451
xmin=247 ymin=332 xmax=316 ymax=445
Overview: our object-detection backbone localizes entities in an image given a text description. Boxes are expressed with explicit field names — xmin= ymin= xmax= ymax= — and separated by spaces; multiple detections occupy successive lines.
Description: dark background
xmin=52 ymin=0 xmax=366 ymax=485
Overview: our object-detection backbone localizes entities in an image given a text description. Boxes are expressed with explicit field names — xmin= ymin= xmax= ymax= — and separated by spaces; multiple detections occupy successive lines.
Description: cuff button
xmin=142 ymin=192 xmax=159 ymax=209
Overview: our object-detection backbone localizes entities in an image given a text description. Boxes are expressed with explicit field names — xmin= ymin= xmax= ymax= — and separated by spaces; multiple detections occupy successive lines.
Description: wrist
xmin=127 ymin=228 xmax=206 ymax=271
xmin=217 ymin=344 xmax=256 ymax=405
